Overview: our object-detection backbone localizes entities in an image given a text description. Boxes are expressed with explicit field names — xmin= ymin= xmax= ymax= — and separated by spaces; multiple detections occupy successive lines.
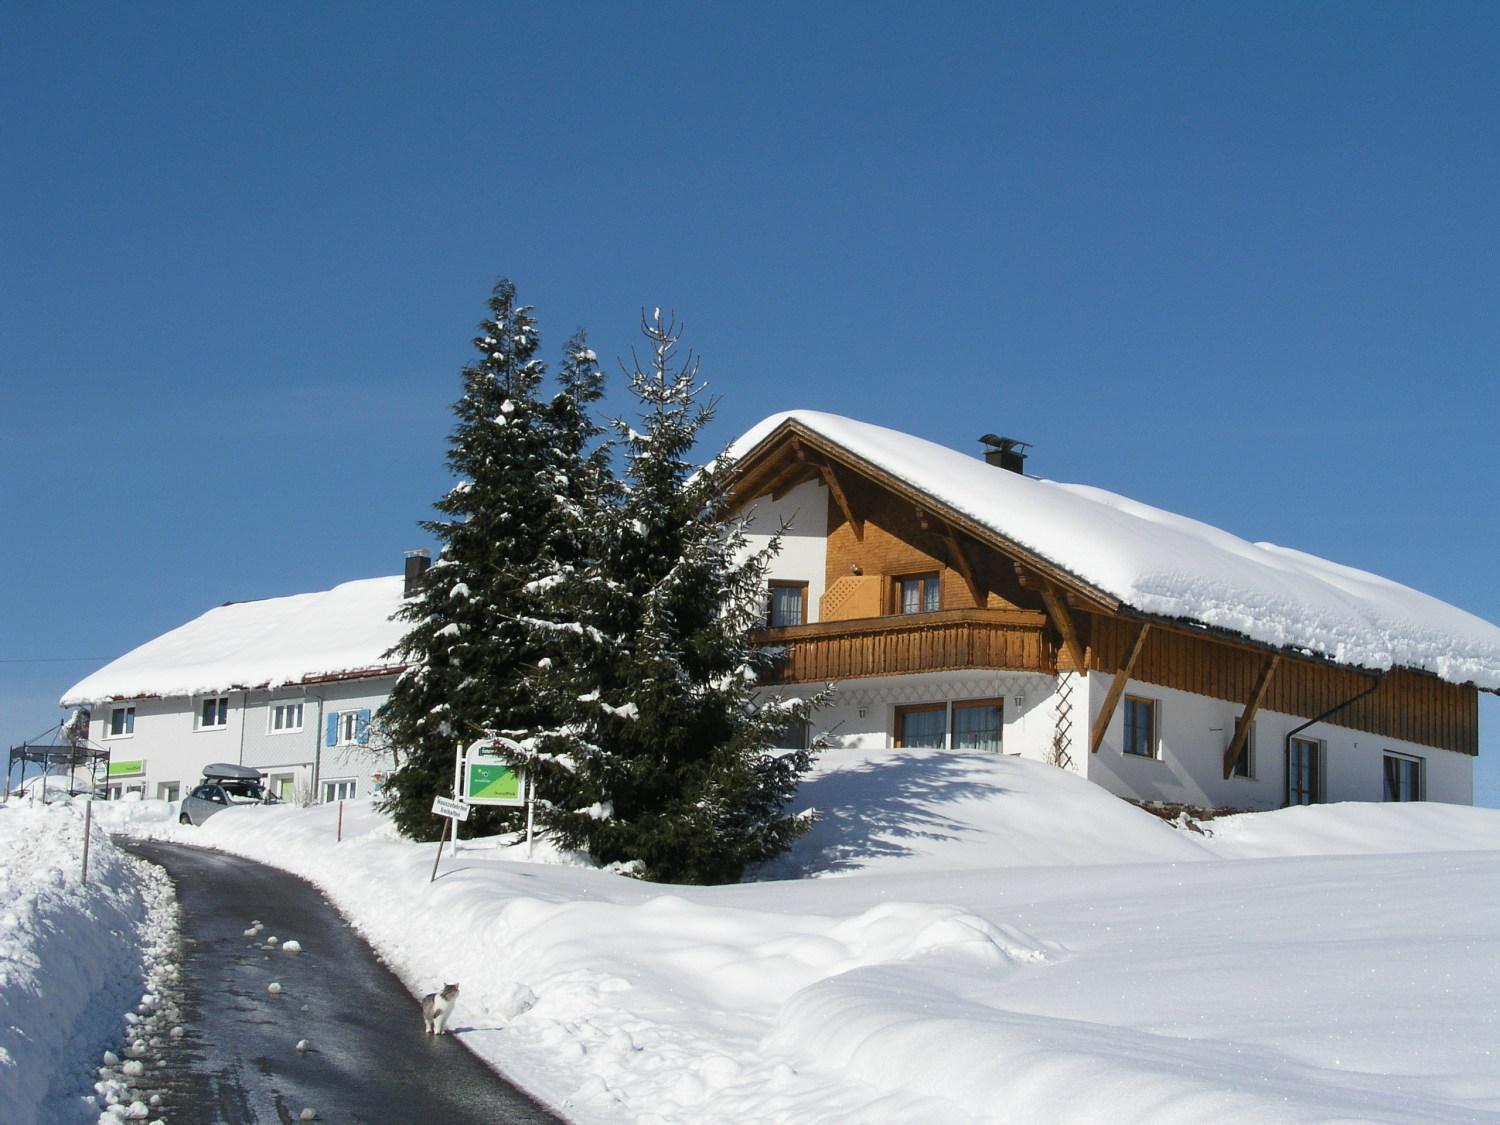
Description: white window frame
xmin=1122 ymin=695 xmax=1160 ymax=759
xmin=196 ymin=695 xmax=230 ymax=731
xmin=1383 ymin=751 xmax=1425 ymax=802
xmin=157 ymin=781 xmax=180 ymax=802
xmin=269 ymin=773 xmax=297 ymax=802
xmin=336 ymin=710 xmax=362 ymax=746
xmin=321 ymin=777 xmax=357 ymax=802
xmin=1229 ymin=718 xmax=1255 ymax=779
xmin=1286 ymin=736 xmax=1323 ymax=806
xmin=106 ymin=705 xmax=136 ymax=739
xmin=269 ymin=699 xmax=305 ymax=734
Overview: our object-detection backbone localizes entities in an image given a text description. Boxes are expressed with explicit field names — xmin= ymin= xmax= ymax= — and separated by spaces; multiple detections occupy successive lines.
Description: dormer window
xmin=768 ymin=581 xmax=808 ymax=627
xmin=895 ymin=573 xmax=940 ymax=614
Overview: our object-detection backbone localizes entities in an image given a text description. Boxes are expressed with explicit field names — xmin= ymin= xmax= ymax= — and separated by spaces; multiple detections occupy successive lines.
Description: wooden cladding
xmin=758 ymin=609 xmax=1053 ymax=684
xmin=1089 ymin=617 xmax=1479 ymax=756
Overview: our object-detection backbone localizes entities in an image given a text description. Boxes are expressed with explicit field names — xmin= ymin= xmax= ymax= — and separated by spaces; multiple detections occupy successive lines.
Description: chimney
xmin=403 ymin=549 xmax=432 ymax=596
xmin=979 ymin=434 xmax=1031 ymax=474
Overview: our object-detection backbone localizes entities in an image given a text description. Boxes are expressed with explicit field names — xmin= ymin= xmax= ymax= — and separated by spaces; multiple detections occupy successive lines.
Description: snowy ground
xmin=0 ymin=797 xmax=179 ymax=1124
xmin=64 ymin=753 xmax=1500 ymax=1122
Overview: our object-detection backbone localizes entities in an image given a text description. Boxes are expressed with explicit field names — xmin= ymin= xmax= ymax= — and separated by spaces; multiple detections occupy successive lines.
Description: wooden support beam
xmin=943 ymin=525 xmax=984 ymax=608
xmin=1039 ymin=579 xmax=1088 ymax=674
xmin=1223 ymin=654 xmax=1281 ymax=778
xmin=817 ymin=460 xmax=863 ymax=540
xmin=1090 ymin=622 xmax=1151 ymax=754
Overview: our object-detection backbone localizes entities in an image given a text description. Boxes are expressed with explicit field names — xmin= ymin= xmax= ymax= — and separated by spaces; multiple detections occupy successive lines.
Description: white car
xmin=179 ymin=763 xmax=280 ymax=826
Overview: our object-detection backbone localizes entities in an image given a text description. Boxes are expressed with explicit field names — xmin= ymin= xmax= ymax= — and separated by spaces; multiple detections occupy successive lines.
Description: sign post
xmin=429 ymin=794 xmax=470 ymax=882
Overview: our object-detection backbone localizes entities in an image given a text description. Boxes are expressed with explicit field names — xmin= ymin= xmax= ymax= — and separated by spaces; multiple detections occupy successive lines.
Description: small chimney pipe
xmin=979 ymin=434 xmax=1031 ymax=474
xmin=404 ymin=549 xmax=432 ymax=596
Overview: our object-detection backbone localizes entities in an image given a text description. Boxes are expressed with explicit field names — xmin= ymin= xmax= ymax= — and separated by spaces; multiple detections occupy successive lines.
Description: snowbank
xmin=0 ymin=798 xmax=172 ymax=1124
xmin=730 ymin=412 xmax=1500 ymax=689
xmin=107 ymin=751 xmax=1500 ymax=1123
xmin=761 ymin=749 xmax=1213 ymax=876
xmin=1201 ymin=799 xmax=1500 ymax=859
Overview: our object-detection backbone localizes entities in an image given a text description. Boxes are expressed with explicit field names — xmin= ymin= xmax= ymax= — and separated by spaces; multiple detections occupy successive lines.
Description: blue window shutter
xmin=326 ymin=712 xmax=339 ymax=747
xmin=356 ymin=709 xmax=371 ymax=744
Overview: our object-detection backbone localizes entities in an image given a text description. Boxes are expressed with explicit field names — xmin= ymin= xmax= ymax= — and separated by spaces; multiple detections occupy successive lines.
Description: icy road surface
xmin=121 ymin=840 xmax=560 ymax=1125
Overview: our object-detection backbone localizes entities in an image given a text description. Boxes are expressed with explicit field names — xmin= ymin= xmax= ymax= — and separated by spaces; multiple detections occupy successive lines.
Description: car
xmin=179 ymin=763 xmax=281 ymax=825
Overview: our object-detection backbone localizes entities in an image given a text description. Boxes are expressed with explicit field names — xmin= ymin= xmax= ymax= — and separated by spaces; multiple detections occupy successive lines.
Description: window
xmin=1286 ymin=737 xmax=1322 ymax=806
xmin=952 ymin=699 xmax=1003 ymax=752
xmin=1122 ymin=696 xmax=1158 ymax=758
xmin=895 ymin=573 xmax=940 ymax=615
xmin=771 ymin=717 xmax=811 ymax=750
xmin=322 ymin=778 xmax=357 ymax=802
xmin=1229 ymin=719 xmax=1254 ymax=778
xmin=895 ymin=703 xmax=947 ymax=748
xmin=326 ymin=709 xmax=371 ymax=747
xmin=107 ymin=705 xmax=135 ymax=738
xmin=197 ymin=696 xmax=229 ymax=730
xmin=895 ymin=699 xmax=1005 ymax=751
xmin=157 ymin=781 xmax=180 ymax=802
xmin=269 ymin=700 xmax=304 ymax=733
xmin=1383 ymin=753 xmax=1424 ymax=802
xmin=767 ymin=581 xmax=808 ymax=627
xmin=270 ymin=774 xmax=296 ymax=802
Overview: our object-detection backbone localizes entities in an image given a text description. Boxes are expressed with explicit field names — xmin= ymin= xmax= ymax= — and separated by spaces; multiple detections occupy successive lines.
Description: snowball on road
xmin=95 ymin=751 xmax=1500 ymax=1124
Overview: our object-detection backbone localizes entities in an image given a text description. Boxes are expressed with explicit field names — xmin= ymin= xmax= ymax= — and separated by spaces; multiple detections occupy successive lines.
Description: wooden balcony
xmin=756 ymin=608 xmax=1055 ymax=684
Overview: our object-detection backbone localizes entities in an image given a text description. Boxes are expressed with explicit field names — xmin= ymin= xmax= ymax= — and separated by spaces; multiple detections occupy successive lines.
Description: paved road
xmin=120 ymin=839 xmax=562 ymax=1125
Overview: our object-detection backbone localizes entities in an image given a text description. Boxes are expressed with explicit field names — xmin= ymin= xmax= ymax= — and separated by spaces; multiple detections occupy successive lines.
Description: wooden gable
xmin=729 ymin=418 xmax=1481 ymax=756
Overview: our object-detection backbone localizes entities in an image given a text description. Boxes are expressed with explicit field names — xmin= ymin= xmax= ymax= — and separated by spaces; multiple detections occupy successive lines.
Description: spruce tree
xmin=378 ymin=280 xmax=604 ymax=839
xmin=519 ymin=310 xmax=824 ymax=883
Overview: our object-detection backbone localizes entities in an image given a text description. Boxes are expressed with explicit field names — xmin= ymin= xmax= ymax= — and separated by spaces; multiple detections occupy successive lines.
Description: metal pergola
xmin=5 ymin=741 xmax=111 ymax=800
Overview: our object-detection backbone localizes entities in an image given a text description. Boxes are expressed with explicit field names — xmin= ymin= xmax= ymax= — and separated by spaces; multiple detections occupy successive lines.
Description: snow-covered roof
xmin=61 ymin=577 xmax=408 ymax=705
xmin=730 ymin=412 xmax=1500 ymax=692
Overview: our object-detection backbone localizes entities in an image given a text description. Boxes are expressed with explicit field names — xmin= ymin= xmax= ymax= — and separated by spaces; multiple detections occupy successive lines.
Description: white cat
xmin=421 ymin=982 xmax=459 ymax=1035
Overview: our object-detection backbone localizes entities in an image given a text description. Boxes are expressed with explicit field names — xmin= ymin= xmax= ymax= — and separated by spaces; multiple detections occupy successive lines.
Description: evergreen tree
xmin=519 ymin=310 xmax=824 ymax=883
xmin=378 ymin=280 xmax=604 ymax=839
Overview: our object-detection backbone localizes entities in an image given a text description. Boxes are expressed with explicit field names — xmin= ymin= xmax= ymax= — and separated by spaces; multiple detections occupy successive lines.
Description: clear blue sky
xmin=4 ymin=3 xmax=1497 ymax=802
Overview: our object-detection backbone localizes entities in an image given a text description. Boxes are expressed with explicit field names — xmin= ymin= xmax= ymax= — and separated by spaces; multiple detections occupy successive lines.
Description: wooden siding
xmin=1089 ymin=616 xmax=1479 ymax=755
xmin=823 ymin=475 xmax=1033 ymax=613
xmin=758 ymin=609 xmax=1054 ymax=684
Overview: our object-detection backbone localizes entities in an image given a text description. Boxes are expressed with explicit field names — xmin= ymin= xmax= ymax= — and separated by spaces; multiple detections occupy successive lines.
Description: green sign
xmin=466 ymin=762 xmax=521 ymax=802
xmin=108 ymin=760 xmax=144 ymax=777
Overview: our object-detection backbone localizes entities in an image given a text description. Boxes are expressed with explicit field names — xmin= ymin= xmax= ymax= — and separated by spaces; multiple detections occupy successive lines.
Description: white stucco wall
xmin=84 ymin=674 xmax=399 ymax=806
xmin=760 ymin=669 xmax=1058 ymax=760
xmin=91 ymin=692 xmax=248 ymax=801
xmin=1082 ymin=673 xmax=1474 ymax=809
xmin=738 ymin=476 xmax=829 ymax=622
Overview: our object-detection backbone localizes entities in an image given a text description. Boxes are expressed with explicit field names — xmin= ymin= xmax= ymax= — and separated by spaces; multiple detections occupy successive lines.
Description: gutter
xmin=1283 ymin=672 xmax=1385 ymax=806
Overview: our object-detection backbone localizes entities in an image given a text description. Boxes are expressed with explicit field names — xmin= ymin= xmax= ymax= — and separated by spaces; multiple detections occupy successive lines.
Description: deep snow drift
xmin=92 ymin=751 xmax=1500 ymax=1123
xmin=0 ymin=798 xmax=177 ymax=1124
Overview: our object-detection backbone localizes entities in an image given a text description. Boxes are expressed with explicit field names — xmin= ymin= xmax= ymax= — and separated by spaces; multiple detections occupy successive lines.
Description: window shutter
xmin=326 ymin=712 xmax=339 ymax=747
xmin=356 ymin=709 xmax=371 ymax=744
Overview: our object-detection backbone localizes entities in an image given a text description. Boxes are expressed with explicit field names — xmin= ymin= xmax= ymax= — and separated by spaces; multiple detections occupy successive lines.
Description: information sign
xmin=459 ymin=741 xmax=527 ymax=807
xmin=431 ymin=795 xmax=471 ymax=821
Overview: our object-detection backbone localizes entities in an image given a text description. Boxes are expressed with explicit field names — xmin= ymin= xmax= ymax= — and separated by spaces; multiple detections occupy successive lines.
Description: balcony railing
xmin=757 ymin=608 xmax=1054 ymax=684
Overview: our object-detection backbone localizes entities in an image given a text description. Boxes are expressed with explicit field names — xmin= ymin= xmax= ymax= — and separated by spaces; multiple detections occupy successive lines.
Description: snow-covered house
xmin=727 ymin=412 xmax=1500 ymax=810
xmin=58 ymin=566 xmax=418 ymax=805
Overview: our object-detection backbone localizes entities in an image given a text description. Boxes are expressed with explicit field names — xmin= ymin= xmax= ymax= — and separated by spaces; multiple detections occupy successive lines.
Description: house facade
xmin=729 ymin=413 xmax=1497 ymax=810
xmin=59 ymin=568 xmax=418 ymax=805
xmin=57 ymin=416 xmax=1499 ymax=814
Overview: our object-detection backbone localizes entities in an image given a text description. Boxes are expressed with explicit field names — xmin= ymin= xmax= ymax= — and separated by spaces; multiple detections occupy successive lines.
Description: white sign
xmin=431 ymin=795 xmax=471 ymax=822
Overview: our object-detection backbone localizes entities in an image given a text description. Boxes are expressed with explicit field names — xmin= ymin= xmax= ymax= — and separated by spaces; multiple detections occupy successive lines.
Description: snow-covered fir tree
xmin=378 ymin=280 xmax=604 ymax=839
xmin=519 ymin=310 xmax=825 ymax=884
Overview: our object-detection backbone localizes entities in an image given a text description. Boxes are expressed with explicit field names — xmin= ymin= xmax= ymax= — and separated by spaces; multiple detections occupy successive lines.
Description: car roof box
xmin=201 ymin=762 xmax=263 ymax=781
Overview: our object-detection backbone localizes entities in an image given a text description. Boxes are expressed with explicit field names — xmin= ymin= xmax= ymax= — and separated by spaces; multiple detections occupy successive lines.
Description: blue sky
xmin=4 ymin=3 xmax=1497 ymax=803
